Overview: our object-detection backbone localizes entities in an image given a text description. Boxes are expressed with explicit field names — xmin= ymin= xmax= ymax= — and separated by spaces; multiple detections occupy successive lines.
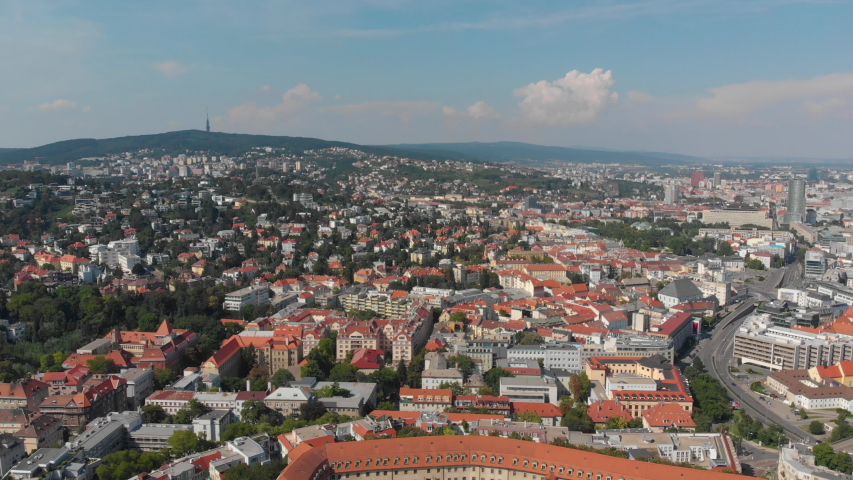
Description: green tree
xmin=810 ymin=421 xmax=826 ymax=435
xmin=814 ymin=442 xmax=835 ymax=468
xmin=242 ymin=400 xmax=274 ymax=424
xmin=716 ymin=242 xmax=734 ymax=257
xmin=86 ymin=356 xmax=118 ymax=374
xmin=484 ymin=367 xmax=514 ymax=391
xmin=604 ymin=415 xmax=629 ymax=430
xmin=142 ymin=404 xmax=168 ymax=423
xmin=138 ymin=313 xmax=160 ymax=332
xmin=438 ymin=381 xmax=464 ymax=396
xmin=327 ymin=363 xmax=359 ymax=383
xmin=517 ymin=411 xmax=543 ymax=423
xmin=517 ymin=332 xmax=544 ymax=345
xmin=174 ymin=399 xmax=208 ymax=424
xmin=316 ymin=382 xmax=351 ymax=398
xmin=396 ymin=360 xmax=408 ymax=386
xmin=167 ymin=430 xmax=201 ymax=457
xmin=448 ymin=311 xmax=466 ymax=323
xmin=299 ymin=401 xmax=328 ymax=421
xmin=446 ymin=355 xmax=476 ymax=380
xmin=271 ymin=368 xmax=295 ymax=388
xmin=222 ymin=422 xmax=260 ymax=442
xmin=153 ymin=368 xmax=176 ymax=390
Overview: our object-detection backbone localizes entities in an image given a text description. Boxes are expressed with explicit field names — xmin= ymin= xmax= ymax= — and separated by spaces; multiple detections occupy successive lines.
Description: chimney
xmin=246 ymin=379 xmax=251 ymax=391
xmin=268 ymin=381 xmax=272 ymax=392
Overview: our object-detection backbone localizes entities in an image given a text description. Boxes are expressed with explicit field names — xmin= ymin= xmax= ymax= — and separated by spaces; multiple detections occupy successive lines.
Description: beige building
xmin=702 ymin=209 xmax=773 ymax=229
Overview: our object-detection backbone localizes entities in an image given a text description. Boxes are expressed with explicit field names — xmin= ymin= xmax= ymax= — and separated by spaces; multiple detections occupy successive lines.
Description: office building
xmin=734 ymin=314 xmax=853 ymax=370
xmin=664 ymin=183 xmax=680 ymax=205
xmin=785 ymin=178 xmax=806 ymax=224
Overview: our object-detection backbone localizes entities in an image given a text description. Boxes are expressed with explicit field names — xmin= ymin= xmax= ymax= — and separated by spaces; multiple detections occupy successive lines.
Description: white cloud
xmin=696 ymin=73 xmax=853 ymax=117
xmin=323 ymin=100 xmax=436 ymax=122
xmin=803 ymin=97 xmax=847 ymax=115
xmin=226 ymin=84 xmax=321 ymax=125
xmin=512 ymin=68 xmax=618 ymax=127
xmin=627 ymin=90 xmax=654 ymax=103
xmin=155 ymin=60 xmax=190 ymax=78
xmin=82 ymin=106 xmax=92 ymax=113
xmin=443 ymin=101 xmax=501 ymax=120
xmin=259 ymin=85 xmax=273 ymax=92
xmin=35 ymin=99 xmax=78 ymax=111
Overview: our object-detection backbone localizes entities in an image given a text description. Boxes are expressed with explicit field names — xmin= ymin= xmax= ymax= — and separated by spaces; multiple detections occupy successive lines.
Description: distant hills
xmin=5 ymin=132 xmax=852 ymax=167
xmin=383 ymin=141 xmax=705 ymax=166
xmin=0 ymin=130 xmax=447 ymax=165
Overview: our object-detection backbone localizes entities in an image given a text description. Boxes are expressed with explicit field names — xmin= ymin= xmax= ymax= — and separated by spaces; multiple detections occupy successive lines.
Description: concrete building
xmin=734 ymin=314 xmax=853 ymax=371
xmin=804 ymin=250 xmax=829 ymax=280
xmin=499 ymin=377 xmax=560 ymax=405
xmin=778 ymin=444 xmax=844 ymax=480
xmin=223 ymin=285 xmax=270 ymax=312
xmin=702 ymin=208 xmax=773 ymax=229
xmin=421 ymin=369 xmax=464 ymax=390
xmin=506 ymin=344 xmax=583 ymax=372
xmin=785 ymin=179 xmax=807 ymax=225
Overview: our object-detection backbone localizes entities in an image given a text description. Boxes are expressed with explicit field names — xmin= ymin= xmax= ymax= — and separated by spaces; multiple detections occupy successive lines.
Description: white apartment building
xmin=223 ymin=285 xmax=271 ymax=312
xmin=507 ymin=344 xmax=583 ymax=372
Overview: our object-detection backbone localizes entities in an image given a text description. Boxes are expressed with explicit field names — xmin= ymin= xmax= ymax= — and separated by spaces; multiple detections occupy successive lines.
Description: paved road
xmin=695 ymin=263 xmax=818 ymax=443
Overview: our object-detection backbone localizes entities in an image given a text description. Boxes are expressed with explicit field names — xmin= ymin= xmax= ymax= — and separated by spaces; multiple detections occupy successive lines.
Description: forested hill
xmin=0 ymin=130 xmax=449 ymax=165
xmin=384 ymin=141 xmax=703 ymax=166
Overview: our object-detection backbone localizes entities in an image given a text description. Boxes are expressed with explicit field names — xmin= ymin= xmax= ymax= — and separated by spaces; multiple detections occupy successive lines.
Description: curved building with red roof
xmin=278 ymin=436 xmax=739 ymax=480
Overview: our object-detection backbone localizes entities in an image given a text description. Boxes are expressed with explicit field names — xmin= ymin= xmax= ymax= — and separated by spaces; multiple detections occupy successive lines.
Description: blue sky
xmin=1 ymin=0 xmax=852 ymax=158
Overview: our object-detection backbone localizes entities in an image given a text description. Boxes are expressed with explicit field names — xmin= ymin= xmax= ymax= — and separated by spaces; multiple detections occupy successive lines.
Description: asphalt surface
xmin=695 ymin=263 xmax=819 ymax=443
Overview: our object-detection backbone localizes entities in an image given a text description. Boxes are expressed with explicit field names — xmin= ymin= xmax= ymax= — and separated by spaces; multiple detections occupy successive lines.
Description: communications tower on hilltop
xmin=206 ymin=108 xmax=210 ymax=132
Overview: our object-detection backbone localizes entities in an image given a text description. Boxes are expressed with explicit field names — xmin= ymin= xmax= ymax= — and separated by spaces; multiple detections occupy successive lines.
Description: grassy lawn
xmin=750 ymin=382 xmax=768 ymax=395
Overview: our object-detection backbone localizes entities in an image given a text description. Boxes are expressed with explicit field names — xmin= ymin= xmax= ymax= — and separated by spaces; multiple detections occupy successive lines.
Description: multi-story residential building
xmin=103 ymin=320 xmax=199 ymax=372
xmin=264 ymin=387 xmax=313 ymax=418
xmin=223 ymin=285 xmax=270 ymax=311
xmin=454 ymin=395 xmax=511 ymax=416
xmin=13 ymin=416 xmax=63 ymax=453
xmin=0 ymin=380 xmax=49 ymax=412
xmin=200 ymin=333 xmax=303 ymax=379
xmin=339 ymin=291 xmax=413 ymax=318
xmin=421 ymin=369 xmax=464 ymax=390
xmin=331 ymin=314 xmax=431 ymax=363
xmin=0 ymin=434 xmax=26 ymax=478
xmin=399 ymin=388 xmax=453 ymax=412
xmin=38 ymin=377 xmax=127 ymax=428
xmin=118 ymin=368 xmax=155 ymax=411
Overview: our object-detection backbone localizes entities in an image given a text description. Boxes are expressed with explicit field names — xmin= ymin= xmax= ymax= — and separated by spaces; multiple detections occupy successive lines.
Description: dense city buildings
xmin=0 ymin=138 xmax=852 ymax=480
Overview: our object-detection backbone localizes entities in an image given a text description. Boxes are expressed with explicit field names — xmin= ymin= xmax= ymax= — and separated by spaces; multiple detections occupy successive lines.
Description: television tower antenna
xmin=206 ymin=107 xmax=210 ymax=133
